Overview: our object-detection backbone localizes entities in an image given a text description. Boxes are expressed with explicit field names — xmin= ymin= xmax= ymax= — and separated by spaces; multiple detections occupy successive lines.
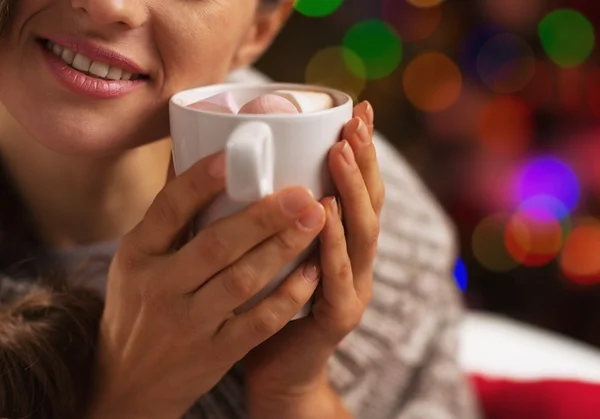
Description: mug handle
xmin=225 ymin=121 xmax=275 ymax=202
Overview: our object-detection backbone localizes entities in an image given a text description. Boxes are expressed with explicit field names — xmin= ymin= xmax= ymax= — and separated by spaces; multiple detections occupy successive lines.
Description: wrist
xmin=247 ymin=372 xmax=351 ymax=419
xmin=85 ymin=396 xmax=179 ymax=419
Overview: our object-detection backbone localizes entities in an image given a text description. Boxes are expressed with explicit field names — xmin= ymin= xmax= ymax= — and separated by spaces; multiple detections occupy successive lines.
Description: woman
xmin=0 ymin=0 xmax=480 ymax=418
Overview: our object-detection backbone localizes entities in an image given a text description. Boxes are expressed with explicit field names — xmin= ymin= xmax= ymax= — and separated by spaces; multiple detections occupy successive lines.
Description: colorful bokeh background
xmin=257 ymin=0 xmax=600 ymax=348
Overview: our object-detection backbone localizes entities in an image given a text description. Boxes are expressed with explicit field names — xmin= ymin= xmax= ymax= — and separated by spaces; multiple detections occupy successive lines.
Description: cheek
xmin=3 ymin=0 xmax=54 ymax=36
xmin=155 ymin=15 xmax=248 ymax=92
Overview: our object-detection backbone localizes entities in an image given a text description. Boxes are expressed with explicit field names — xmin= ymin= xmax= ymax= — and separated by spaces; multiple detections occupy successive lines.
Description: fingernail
xmin=298 ymin=205 xmax=324 ymax=230
xmin=335 ymin=196 xmax=343 ymax=218
xmin=303 ymin=261 xmax=321 ymax=282
xmin=340 ymin=140 xmax=356 ymax=166
xmin=355 ymin=117 xmax=371 ymax=144
xmin=364 ymin=100 xmax=372 ymax=116
xmin=280 ymin=188 xmax=314 ymax=215
xmin=329 ymin=196 xmax=337 ymax=215
xmin=208 ymin=153 xmax=226 ymax=179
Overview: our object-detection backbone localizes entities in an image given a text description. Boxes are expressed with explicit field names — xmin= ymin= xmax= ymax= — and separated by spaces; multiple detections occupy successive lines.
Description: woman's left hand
xmin=245 ymin=102 xmax=384 ymax=418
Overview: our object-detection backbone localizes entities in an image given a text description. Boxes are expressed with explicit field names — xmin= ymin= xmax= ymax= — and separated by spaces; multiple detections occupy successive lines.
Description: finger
xmin=329 ymin=140 xmax=379 ymax=294
xmin=173 ymin=187 xmax=318 ymax=293
xmin=319 ymin=197 xmax=357 ymax=306
xmin=344 ymin=116 xmax=385 ymax=215
xmin=213 ymin=258 xmax=321 ymax=355
xmin=125 ymin=152 xmax=226 ymax=256
xmin=353 ymin=101 xmax=374 ymax=136
xmin=192 ymin=201 xmax=325 ymax=313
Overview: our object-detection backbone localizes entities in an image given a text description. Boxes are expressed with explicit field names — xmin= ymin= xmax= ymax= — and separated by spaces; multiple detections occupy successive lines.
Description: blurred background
xmin=256 ymin=0 xmax=600 ymax=349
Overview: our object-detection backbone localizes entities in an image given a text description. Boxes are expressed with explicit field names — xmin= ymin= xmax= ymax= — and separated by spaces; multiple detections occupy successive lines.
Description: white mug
xmin=169 ymin=83 xmax=353 ymax=319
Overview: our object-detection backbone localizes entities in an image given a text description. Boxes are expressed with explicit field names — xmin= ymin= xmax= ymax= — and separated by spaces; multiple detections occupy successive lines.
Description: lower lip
xmin=38 ymin=43 xmax=146 ymax=99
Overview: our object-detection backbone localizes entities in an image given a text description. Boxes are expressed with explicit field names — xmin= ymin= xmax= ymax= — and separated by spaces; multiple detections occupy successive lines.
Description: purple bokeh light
xmin=513 ymin=157 xmax=580 ymax=211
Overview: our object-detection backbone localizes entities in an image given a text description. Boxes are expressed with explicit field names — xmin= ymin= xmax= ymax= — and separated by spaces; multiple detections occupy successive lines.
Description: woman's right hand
xmin=87 ymin=152 xmax=326 ymax=419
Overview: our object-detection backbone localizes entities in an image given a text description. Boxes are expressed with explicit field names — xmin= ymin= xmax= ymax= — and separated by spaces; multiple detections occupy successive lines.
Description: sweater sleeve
xmin=329 ymin=136 xmax=481 ymax=419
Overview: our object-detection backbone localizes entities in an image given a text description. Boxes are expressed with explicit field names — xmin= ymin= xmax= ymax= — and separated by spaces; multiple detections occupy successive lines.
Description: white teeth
xmin=72 ymin=54 xmax=91 ymax=72
xmin=106 ymin=66 xmax=123 ymax=81
xmin=61 ymin=48 xmax=76 ymax=65
xmin=45 ymin=40 xmax=142 ymax=81
xmin=52 ymin=44 xmax=63 ymax=56
xmin=89 ymin=61 xmax=110 ymax=78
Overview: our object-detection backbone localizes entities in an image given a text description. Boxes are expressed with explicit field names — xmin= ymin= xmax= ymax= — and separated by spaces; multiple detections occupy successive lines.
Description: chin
xmin=2 ymin=93 xmax=171 ymax=157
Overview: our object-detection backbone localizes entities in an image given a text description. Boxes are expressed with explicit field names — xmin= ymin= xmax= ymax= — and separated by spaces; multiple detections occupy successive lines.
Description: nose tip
xmin=70 ymin=0 xmax=146 ymax=28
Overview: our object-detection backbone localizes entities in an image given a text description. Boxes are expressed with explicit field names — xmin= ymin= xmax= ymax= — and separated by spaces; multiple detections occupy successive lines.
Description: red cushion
xmin=470 ymin=374 xmax=600 ymax=419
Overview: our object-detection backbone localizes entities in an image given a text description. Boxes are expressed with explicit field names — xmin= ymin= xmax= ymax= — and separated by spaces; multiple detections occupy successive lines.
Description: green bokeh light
xmin=538 ymin=9 xmax=595 ymax=68
xmin=343 ymin=20 xmax=403 ymax=80
xmin=294 ymin=0 xmax=344 ymax=17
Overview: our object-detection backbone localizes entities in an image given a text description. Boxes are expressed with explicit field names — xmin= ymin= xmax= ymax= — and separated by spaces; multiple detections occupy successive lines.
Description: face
xmin=0 ymin=0 xmax=290 ymax=156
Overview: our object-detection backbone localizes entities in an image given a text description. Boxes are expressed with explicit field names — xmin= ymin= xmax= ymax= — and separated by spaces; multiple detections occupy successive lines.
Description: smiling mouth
xmin=38 ymin=38 xmax=149 ymax=82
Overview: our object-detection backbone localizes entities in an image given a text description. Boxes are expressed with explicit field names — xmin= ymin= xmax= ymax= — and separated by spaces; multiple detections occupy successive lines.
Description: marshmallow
xmin=188 ymin=91 xmax=240 ymax=113
xmin=238 ymin=94 xmax=299 ymax=115
xmin=187 ymin=90 xmax=334 ymax=115
xmin=271 ymin=90 xmax=334 ymax=113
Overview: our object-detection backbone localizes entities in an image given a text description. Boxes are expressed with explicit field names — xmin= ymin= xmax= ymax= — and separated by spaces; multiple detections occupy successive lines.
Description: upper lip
xmin=41 ymin=35 xmax=149 ymax=76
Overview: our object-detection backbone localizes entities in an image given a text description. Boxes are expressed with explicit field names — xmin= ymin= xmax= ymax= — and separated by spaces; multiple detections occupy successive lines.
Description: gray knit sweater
xmin=47 ymin=69 xmax=481 ymax=419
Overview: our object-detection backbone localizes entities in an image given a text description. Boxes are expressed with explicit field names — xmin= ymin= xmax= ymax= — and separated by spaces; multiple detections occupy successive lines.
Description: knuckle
xmin=249 ymin=201 xmax=280 ymax=233
xmin=361 ymin=286 xmax=374 ymax=305
xmin=250 ymin=307 xmax=283 ymax=337
xmin=340 ymin=310 xmax=363 ymax=331
xmin=153 ymin=189 xmax=181 ymax=227
xmin=222 ymin=262 xmax=259 ymax=300
xmin=273 ymin=231 xmax=301 ymax=255
xmin=335 ymin=304 xmax=364 ymax=332
xmin=114 ymin=238 xmax=147 ymax=274
xmin=365 ymin=218 xmax=381 ymax=247
xmin=332 ymin=228 xmax=347 ymax=248
xmin=280 ymin=286 xmax=306 ymax=311
xmin=198 ymin=228 xmax=231 ymax=267
xmin=336 ymin=262 xmax=353 ymax=281
xmin=181 ymin=171 xmax=208 ymax=203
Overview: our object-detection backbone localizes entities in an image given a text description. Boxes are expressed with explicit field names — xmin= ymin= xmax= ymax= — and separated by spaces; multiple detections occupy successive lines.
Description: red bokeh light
xmin=560 ymin=223 xmax=600 ymax=285
xmin=505 ymin=209 xmax=564 ymax=267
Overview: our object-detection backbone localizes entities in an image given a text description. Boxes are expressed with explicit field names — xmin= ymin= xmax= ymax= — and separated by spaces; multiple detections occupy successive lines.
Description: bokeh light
xmin=538 ymin=9 xmax=595 ymax=68
xmin=560 ymin=221 xmax=600 ymax=285
xmin=460 ymin=25 xmax=504 ymax=79
xmin=382 ymin=0 xmax=442 ymax=43
xmin=472 ymin=214 xmax=518 ymax=272
xmin=343 ymin=20 xmax=403 ymax=80
xmin=518 ymin=195 xmax=571 ymax=225
xmin=293 ymin=0 xmax=344 ymax=17
xmin=453 ymin=258 xmax=468 ymax=291
xmin=482 ymin=0 xmax=546 ymax=30
xmin=476 ymin=34 xmax=535 ymax=93
xmin=505 ymin=208 xmax=564 ymax=267
xmin=305 ymin=47 xmax=366 ymax=101
xmin=513 ymin=157 xmax=580 ymax=212
xmin=403 ymin=52 xmax=462 ymax=112
xmin=477 ymin=96 xmax=533 ymax=155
